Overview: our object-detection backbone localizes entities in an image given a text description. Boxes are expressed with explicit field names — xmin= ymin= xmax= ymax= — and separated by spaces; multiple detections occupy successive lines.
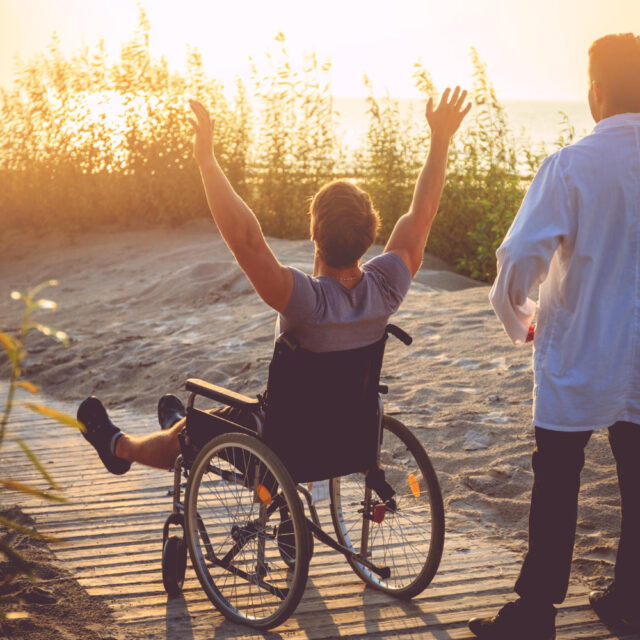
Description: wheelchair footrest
xmin=306 ymin=518 xmax=390 ymax=579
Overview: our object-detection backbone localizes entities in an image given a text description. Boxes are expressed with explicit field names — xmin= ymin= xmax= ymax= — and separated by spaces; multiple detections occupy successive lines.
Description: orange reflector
xmin=256 ymin=484 xmax=273 ymax=505
xmin=409 ymin=474 xmax=420 ymax=497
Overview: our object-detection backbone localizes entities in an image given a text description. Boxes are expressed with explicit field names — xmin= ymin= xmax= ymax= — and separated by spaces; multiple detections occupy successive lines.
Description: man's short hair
xmin=589 ymin=33 xmax=640 ymax=113
xmin=310 ymin=181 xmax=380 ymax=268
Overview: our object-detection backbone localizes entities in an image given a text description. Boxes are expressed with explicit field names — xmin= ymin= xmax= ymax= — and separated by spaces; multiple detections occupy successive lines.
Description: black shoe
xmin=589 ymin=583 xmax=640 ymax=633
xmin=366 ymin=467 xmax=396 ymax=504
xmin=157 ymin=394 xmax=186 ymax=430
xmin=77 ymin=397 xmax=131 ymax=475
xmin=468 ymin=598 xmax=557 ymax=639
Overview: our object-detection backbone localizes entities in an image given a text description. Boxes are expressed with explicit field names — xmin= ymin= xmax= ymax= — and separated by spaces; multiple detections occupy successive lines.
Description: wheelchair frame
xmin=160 ymin=325 xmax=445 ymax=630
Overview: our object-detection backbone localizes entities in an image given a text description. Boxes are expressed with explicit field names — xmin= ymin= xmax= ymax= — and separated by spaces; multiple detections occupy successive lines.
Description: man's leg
xmin=79 ymin=394 xmax=260 ymax=474
xmin=115 ymin=417 xmax=185 ymax=470
xmin=588 ymin=422 xmax=640 ymax=632
xmin=608 ymin=421 xmax=640 ymax=597
xmin=469 ymin=426 xmax=591 ymax=639
xmin=115 ymin=405 xmax=259 ymax=470
xmin=514 ymin=426 xmax=592 ymax=603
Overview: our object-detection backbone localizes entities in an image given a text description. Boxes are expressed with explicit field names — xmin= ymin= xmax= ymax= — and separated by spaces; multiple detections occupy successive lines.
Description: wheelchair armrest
xmin=385 ymin=324 xmax=412 ymax=345
xmin=185 ymin=378 xmax=261 ymax=411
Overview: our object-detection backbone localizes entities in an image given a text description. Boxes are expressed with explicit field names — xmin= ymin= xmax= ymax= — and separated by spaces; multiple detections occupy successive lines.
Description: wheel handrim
xmin=331 ymin=421 xmax=441 ymax=594
xmin=185 ymin=436 xmax=308 ymax=627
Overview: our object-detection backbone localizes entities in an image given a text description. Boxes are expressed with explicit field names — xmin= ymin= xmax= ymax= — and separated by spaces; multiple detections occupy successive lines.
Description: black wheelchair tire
xmin=184 ymin=433 xmax=310 ymax=630
xmin=277 ymin=506 xmax=314 ymax=569
xmin=329 ymin=414 xmax=445 ymax=599
xmin=162 ymin=534 xmax=187 ymax=597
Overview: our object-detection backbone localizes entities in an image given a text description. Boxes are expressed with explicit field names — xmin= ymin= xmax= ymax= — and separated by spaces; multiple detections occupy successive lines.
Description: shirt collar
xmin=593 ymin=112 xmax=640 ymax=133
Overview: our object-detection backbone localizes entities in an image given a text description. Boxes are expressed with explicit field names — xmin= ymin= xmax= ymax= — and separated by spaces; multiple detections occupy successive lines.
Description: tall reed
xmin=1 ymin=9 xmax=559 ymax=282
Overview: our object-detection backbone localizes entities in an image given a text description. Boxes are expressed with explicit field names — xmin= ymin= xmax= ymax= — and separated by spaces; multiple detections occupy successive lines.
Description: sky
xmin=0 ymin=0 xmax=638 ymax=101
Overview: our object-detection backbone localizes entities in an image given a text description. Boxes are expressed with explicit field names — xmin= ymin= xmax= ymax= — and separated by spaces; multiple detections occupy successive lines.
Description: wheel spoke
xmin=329 ymin=416 xmax=443 ymax=596
xmin=184 ymin=433 xmax=308 ymax=629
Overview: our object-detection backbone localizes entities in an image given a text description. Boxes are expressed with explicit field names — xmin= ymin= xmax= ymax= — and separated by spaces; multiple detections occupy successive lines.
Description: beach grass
xmin=0 ymin=8 xmax=571 ymax=282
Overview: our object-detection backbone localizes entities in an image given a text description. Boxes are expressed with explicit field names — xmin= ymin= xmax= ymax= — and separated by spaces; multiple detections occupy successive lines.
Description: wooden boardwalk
xmin=2 ymin=385 xmax=638 ymax=640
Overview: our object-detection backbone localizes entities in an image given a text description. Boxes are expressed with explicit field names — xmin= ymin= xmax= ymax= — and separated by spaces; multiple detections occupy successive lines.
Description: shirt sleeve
xmin=363 ymin=251 xmax=412 ymax=313
xmin=281 ymin=267 xmax=322 ymax=323
xmin=489 ymin=152 xmax=576 ymax=345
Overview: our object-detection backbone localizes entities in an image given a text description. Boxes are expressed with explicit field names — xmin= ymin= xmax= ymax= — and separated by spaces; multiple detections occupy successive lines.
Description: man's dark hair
xmin=589 ymin=33 xmax=640 ymax=113
xmin=310 ymin=181 xmax=380 ymax=268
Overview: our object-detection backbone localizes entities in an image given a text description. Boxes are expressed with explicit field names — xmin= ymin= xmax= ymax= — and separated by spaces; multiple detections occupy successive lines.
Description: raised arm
xmin=384 ymin=87 xmax=471 ymax=275
xmin=188 ymin=100 xmax=292 ymax=312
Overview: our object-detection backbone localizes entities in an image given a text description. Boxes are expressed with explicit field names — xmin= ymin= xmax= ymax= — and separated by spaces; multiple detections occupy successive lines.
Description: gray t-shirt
xmin=276 ymin=251 xmax=412 ymax=352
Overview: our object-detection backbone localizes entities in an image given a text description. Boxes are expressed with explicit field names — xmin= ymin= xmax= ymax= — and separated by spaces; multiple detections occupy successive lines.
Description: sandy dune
xmin=0 ymin=220 xmax=623 ymax=589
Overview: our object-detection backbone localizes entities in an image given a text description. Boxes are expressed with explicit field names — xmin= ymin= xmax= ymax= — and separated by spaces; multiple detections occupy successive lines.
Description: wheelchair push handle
xmin=385 ymin=324 xmax=412 ymax=346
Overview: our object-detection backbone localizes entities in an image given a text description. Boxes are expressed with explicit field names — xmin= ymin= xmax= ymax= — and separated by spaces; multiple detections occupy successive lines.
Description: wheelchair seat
xmin=262 ymin=332 xmax=386 ymax=483
xmin=183 ymin=325 xmax=411 ymax=482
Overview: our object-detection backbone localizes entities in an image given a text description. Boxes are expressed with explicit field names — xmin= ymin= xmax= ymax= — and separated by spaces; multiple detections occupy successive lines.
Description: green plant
xmin=0 ymin=281 xmax=82 ymax=616
xmin=354 ymin=76 xmax=425 ymax=241
xmin=0 ymin=9 xmax=574 ymax=283
xmin=420 ymin=49 xmax=543 ymax=281
xmin=249 ymin=33 xmax=341 ymax=238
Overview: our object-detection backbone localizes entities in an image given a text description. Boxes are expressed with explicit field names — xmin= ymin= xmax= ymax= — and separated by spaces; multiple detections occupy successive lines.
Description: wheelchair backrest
xmin=262 ymin=331 xmax=388 ymax=483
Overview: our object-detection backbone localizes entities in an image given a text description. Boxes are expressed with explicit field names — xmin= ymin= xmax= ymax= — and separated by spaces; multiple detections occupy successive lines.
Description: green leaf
xmin=16 ymin=381 xmax=39 ymax=394
xmin=11 ymin=436 xmax=59 ymax=489
xmin=28 ymin=280 xmax=59 ymax=299
xmin=0 ymin=331 xmax=15 ymax=356
xmin=24 ymin=323 xmax=69 ymax=346
xmin=0 ymin=479 xmax=67 ymax=503
xmin=24 ymin=403 xmax=84 ymax=432
xmin=3 ymin=612 xmax=31 ymax=622
xmin=0 ymin=538 xmax=32 ymax=576
xmin=36 ymin=299 xmax=57 ymax=311
xmin=0 ymin=515 xmax=60 ymax=544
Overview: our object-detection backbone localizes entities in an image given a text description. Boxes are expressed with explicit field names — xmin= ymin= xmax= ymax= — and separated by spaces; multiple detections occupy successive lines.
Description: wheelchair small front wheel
xmin=162 ymin=535 xmax=187 ymax=597
xmin=330 ymin=415 xmax=445 ymax=599
xmin=184 ymin=433 xmax=310 ymax=630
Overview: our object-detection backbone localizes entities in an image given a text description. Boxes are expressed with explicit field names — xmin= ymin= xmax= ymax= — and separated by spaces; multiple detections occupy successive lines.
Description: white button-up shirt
xmin=490 ymin=113 xmax=640 ymax=431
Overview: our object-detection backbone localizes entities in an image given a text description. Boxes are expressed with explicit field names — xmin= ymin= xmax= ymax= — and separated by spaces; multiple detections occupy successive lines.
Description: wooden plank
xmin=3 ymin=383 xmax=632 ymax=640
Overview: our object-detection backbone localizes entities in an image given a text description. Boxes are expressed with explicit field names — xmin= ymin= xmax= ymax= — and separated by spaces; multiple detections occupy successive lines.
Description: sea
xmin=333 ymin=97 xmax=594 ymax=152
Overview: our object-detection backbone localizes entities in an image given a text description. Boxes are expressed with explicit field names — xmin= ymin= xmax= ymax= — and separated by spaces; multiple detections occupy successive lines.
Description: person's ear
xmin=592 ymin=80 xmax=605 ymax=104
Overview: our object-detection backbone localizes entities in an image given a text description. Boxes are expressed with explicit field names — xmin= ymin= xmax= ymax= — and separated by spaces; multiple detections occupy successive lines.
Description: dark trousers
xmin=515 ymin=421 xmax=640 ymax=604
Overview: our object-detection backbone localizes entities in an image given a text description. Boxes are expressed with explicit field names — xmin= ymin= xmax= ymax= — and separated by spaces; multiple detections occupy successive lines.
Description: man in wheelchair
xmin=77 ymin=89 xmax=469 ymax=502
xmin=74 ymin=89 xmax=469 ymax=630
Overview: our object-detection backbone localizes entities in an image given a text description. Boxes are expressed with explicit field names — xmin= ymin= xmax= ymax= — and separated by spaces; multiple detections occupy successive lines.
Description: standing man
xmin=469 ymin=34 xmax=640 ymax=640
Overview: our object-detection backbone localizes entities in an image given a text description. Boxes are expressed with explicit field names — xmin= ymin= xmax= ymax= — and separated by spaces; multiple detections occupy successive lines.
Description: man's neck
xmin=597 ymin=102 xmax=635 ymax=122
xmin=313 ymin=254 xmax=361 ymax=282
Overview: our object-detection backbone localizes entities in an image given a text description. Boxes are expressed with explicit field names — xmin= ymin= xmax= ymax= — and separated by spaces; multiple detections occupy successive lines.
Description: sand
xmin=0 ymin=506 xmax=117 ymax=639
xmin=0 ymin=220 xmax=625 ymax=589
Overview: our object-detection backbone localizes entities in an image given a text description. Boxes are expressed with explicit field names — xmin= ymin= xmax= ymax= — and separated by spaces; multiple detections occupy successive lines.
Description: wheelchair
xmin=160 ymin=324 xmax=445 ymax=630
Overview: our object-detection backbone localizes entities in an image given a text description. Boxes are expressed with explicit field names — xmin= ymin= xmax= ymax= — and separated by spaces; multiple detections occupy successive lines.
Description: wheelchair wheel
xmin=277 ymin=506 xmax=314 ymax=569
xmin=330 ymin=415 xmax=444 ymax=598
xmin=162 ymin=535 xmax=187 ymax=597
xmin=184 ymin=433 xmax=310 ymax=630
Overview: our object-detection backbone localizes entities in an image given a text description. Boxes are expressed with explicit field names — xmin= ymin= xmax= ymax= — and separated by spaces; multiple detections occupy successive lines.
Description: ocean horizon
xmin=333 ymin=97 xmax=594 ymax=151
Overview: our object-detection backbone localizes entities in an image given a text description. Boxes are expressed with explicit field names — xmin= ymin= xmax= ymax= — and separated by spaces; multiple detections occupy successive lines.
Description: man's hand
xmin=383 ymin=86 xmax=471 ymax=275
xmin=188 ymin=99 xmax=215 ymax=166
xmin=426 ymin=86 xmax=471 ymax=140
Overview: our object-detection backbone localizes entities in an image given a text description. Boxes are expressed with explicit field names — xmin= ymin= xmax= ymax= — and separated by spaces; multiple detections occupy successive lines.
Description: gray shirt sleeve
xmin=282 ymin=267 xmax=323 ymax=323
xmin=361 ymin=251 xmax=412 ymax=313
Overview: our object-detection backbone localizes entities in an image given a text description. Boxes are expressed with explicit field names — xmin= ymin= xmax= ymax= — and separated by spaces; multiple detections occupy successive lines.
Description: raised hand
xmin=426 ymin=86 xmax=471 ymax=140
xmin=188 ymin=99 xmax=215 ymax=166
